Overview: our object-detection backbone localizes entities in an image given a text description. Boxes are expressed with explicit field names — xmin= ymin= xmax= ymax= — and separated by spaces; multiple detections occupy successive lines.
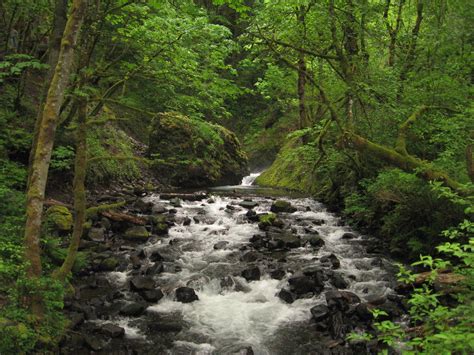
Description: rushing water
xmin=240 ymin=172 xmax=262 ymax=186
xmin=93 ymin=175 xmax=398 ymax=354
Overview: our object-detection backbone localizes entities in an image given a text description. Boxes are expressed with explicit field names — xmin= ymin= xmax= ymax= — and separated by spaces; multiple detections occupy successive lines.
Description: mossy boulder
xmin=46 ymin=205 xmax=73 ymax=232
xmin=150 ymin=215 xmax=169 ymax=235
xmin=123 ymin=226 xmax=150 ymax=241
xmin=270 ymin=200 xmax=297 ymax=213
xmin=148 ymin=112 xmax=248 ymax=187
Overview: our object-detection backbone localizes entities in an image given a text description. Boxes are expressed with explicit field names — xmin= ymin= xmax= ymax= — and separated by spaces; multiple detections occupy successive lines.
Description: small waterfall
xmin=241 ymin=172 xmax=262 ymax=186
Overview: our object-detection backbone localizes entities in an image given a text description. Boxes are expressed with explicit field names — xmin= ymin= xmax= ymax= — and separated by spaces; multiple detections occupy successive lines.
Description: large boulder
xmin=46 ymin=205 xmax=73 ymax=233
xmin=148 ymin=112 xmax=248 ymax=187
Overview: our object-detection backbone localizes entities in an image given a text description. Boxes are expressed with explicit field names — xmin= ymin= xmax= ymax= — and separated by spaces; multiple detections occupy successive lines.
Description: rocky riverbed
xmin=60 ymin=185 xmax=408 ymax=354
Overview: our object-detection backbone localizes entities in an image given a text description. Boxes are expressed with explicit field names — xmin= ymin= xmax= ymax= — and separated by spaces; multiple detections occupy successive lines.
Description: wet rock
xmin=241 ymin=267 xmax=261 ymax=281
xmin=99 ymin=257 xmax=119 ymax=271
xmin=150 ymin=215 xmax=169 ymax=235
xmin=241 ymin=251 xmax=261 ymax=262
xmin=278 ymin=289 xmax=294 ymax=304
xmin=141 ymin=289 xmax=164 ymax=302
xmin=328 ymin=310 xmax=348 ymax=340
xmin=270 ymin=268 xmax=286 ymax=280
xmin=168 ymin=197 xmax=181 ymax=207
xmin=310 ymin=304 xmax=330 ymax=322
xmin=149 ymin=321 xmax=183 ymax=333
xmin=68 ymin=312 xmax=85 ymax=330
xmin=100 ymin=323 xmax=125 ymax=338
xmin=270 ymin=200 xmax=297 ymax=213
xmin=220 ymin=276 xmax=236 ymax=289
xmin=145 ymin=262 xmax=164 ymax=275
xmin=239 ymin=200 xmax=259 ymax=209
xmin=312 ymin=219 xmax=325 ymax=226
xmin=249 ymin=234 xmax=267 ymax=249
xmin=245 ymin=209 xmax=259 ymax=222
xmin=355 ymin=303 xmax=373 ymax=322
xmin=308 ymin=236 xmax=325 ymax=248
xmin=328 ymin=272 xmax=348 ymax=289
xmin=176 ymin=287 xmax=199 ymax=303
xmin=193 ymin=215 xmax=217 ymax=224
xmin=288 ymin=274 xmax=324 ymax=295
xmin=320 ymin=254 xmax=340 ymax=269
xmin=149 ymin=250 xmax=164 ymax=262
xmin=325 ymin=290 xmax=360 ymax=312
xmin=134 ymin=199 xmax=154 ymax=213
xmin=84 ymin=335 xmax=105 ymax=351
xmin=342 ymin=232 xmax=357 ymax=239
xmin=152 ymin=204 xmax=168 ymax=214
xmin=130 ymin=276 xmax=155 ymax=291
xmin=119 ymin=302 xmax=146 ymax=316
xmin=183 ymin=216 xmax=192 ymax=226
xmin=214 ymin=241 xmax=229 ymax=250
xmin=123 ymin=226 xmax=150 ymax=241
xmin=88 ymin=227 xmax=106 ymax=242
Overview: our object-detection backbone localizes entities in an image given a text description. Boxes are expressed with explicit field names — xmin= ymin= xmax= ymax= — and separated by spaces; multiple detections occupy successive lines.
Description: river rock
xmin=270 ymin=200 xmax=297 ymax=213
xmin=308 ymin=236 xmax=325 ymax=248
xmin=88 ymin=227 xmax=106 ymax=242
xmin=100 ymin=323 xmax=125 ymax=338
xmin=278 ymin=289 xmax=294 ymax=304
xmin=149 ymin=250 xmax=164 ymax=262
xmin=239 ymin=200 xmax=259 ymax=209
xmin=288 ymin=273 xmax=324 ymax=295
xmin=169 ymin=197 xmax=182 ymax=207
xmin=320 ymin=254 xmax=340 ymax=269
xmin=141 ymin=289 xmax=164 ymax=302
xmin=246 ymin=209 xmax=259 ymax=222
xmin=176 ymin=287 xmax=199 ymax=303
xmin=328 ymin=272 xmax=348 ymax=289
xmin=270 ymin=268 xmax=286 ymax=280
xmin=123 ymin=226 xmax=150 ymax=241
xmin=214 ymin=241 xmax=229 ymax=250
xmin=120 ymin=302 xmax=146 ymax=316
xmin=84 ymin=335 xmax=105 ymax=351
xmin=145 ymin=262 xmax=164 ymax=275
xmin=99 ymin=257 xmax=119 ymax=271
xmin=241 ymin=266 xmax=261 ymax=281
xmin=134 ymin=199 xmax=154 ymax=213
xmin=241 ymin=251 xmax=262 ymax=262
xmin=325 ymin=290 xmax=360 ymax=311
xmin=152 ymin=204 xmax=168 ymax=214
xmin=310 ymin=304 xmax=330 ymax=322
xmin=130 ymin=276 xmax=155 ymax=291
xmin=342 ymin=232 xmax=357 ymax=239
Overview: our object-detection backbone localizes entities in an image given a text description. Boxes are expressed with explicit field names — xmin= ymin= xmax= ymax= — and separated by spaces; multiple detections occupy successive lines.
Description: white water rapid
xmin=96 ymin=192 xmax=396 ymax=354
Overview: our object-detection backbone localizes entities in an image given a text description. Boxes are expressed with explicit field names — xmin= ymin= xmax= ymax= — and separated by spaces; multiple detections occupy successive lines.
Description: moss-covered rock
xmin=123 ymin=226 xmax=150 ymax=241
xmin=46 ymin=205 xmax=73 ymax=232
xmin=148 ymin=112 xmax=248 ymax=187
xmin=255 ymin=138 xmax=318 ymax=193
xmin=271 ymin=200 xmax=297 ymax=213
xmin=150 ymin=215 xmax=169 ymax=235
xmin=100 ymin=257 xmax=119 ymax=271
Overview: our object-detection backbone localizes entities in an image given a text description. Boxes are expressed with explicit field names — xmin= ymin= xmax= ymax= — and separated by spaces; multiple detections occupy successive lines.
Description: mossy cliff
xmin=148 ymin=112 xmax=248 ymax=187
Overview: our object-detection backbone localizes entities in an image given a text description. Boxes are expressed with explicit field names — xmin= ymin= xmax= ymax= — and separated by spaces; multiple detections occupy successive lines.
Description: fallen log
xmin=100 ymin=210 xmax=146 ymax=225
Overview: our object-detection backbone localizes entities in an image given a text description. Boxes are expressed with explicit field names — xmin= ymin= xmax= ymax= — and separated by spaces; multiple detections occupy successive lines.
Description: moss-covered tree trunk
xmin=23 ymin=0 xmax=86 ymax=317
xmin=54 ymin=99 xmax=87 ymax=282
xmin=28 ymin=0 xmax=68 ymax=188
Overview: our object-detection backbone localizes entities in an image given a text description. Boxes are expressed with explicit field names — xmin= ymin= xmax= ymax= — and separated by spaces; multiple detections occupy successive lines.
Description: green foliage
xmin=0 ymin=54 xmax=48 ymax=83
xmin=50 ymin=145 xmax=75 ymax=172
xmin=86 ymin=124 xmax=140 ymax=185
xmin=349 ymin=191 xmax=474 ymax=354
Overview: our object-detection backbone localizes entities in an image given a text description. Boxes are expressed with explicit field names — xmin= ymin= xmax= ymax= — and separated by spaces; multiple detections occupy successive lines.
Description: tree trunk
xmin=28 ymin=0 xmax=68 ymax=188
xmin=398 ymin=0 xmax=423 ymax=98
xmin=297 ymin=53 xmax=307 ymax=131
xmin=53 ymin=99 xmax=87 ymax=282
xmin=23 ymin=0 xmax=86 ymax=318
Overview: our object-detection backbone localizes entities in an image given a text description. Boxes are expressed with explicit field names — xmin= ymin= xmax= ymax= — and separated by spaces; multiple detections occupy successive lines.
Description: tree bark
xmin=53 ymin=99 xmax=87 ymax=282
xmin=23 ymin=0 xmax=86 ymax=317
xmin=384 ymin=0 xmax=405 ymax=67
xmin=28 ymin=0 xmax=69 ymax=188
